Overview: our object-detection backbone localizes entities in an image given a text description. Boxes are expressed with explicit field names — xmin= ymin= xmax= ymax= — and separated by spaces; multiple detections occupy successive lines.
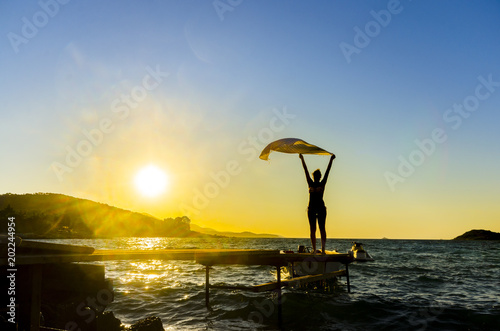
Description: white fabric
xmin=259 ymin=138 xmax=332 ymax=160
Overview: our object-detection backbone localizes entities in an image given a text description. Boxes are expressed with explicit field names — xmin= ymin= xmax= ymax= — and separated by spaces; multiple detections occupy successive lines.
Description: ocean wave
xmin=40 ymin=238 xmax=500 ymax=330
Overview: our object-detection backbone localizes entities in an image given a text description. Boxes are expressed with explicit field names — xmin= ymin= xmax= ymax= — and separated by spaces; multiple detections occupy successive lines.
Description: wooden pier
xmin=1 ymin=239 xmax=353 ymax=330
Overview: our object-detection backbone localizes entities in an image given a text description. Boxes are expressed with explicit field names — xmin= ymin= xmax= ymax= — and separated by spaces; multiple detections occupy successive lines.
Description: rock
xmin=97 ymin=311 xmax=123 ymax=331
xmin=128 ymin=316 xmax=164 ymax=331
xmin=453 ymin=229 xmax=500 ymax=240
xmin=453 ymin=230 xmax=500 ymax=240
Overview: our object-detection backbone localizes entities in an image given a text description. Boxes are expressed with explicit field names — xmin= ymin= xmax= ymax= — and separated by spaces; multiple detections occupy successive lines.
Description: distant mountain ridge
xmin=0 ymin=193 xmax=199 ymax=238
xmin=0 ymin=193 xmax=283 ymax=239
xmin=453 ymin=229 xmax=500 ymax=241
xmin=190 ymin=224 xmax=283 ymax=238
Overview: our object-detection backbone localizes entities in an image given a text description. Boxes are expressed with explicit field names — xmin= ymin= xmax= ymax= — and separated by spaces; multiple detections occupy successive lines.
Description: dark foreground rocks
xmin=128 ymin=316 xmax=164 ymax=331
xmin=96 ymin=313 xmax=164 ymax=331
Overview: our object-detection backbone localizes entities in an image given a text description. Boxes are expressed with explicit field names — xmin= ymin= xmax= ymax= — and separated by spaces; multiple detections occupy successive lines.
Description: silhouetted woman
xmin=299 ymin=154 xmax=335 ymax=254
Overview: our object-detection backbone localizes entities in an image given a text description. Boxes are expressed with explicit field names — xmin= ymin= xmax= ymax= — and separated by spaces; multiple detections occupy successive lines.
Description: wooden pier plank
xmin=2 ymin=250 xmax=353 ymax=266
xmin=1 ymin=239 xmax=353 ymax=266
xmin=249 ymin=270 xmax=347 ymax=292
xmin=207 ymin=269 xmax=347 ymax=293
xmin=196 ymin=251 xmax=353 ymax=266
xmin=281 ymin=270 xmax=347 ymax=286
xmin=0 ymin=248 xmax=282 ymax=265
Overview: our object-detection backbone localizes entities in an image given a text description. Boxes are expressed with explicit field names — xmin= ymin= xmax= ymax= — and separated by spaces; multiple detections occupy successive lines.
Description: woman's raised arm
xmin=299 ymin=154 xmax=313 ymax=185
xmin=321 ymin=154 xmax=336 ymax=184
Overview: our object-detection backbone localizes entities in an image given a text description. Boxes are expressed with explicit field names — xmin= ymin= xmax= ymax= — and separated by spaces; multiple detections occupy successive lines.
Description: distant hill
xmin=190 ymin=224 xmax=283 ymax=238
xmin=453 ymin=229 xmax=500 ymax=241
xmin=0 ymin=193 xmax=211 ymax=239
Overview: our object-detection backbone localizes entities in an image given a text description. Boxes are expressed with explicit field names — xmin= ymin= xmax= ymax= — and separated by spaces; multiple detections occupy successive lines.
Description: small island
xmin=453 ymin=229 xmax=500 ymax=241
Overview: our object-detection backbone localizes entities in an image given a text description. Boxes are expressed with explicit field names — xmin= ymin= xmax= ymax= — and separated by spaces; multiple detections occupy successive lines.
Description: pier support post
xmin=205 ymin=265 xmax=210 ymax=308
xmin=30 ymin=265 xmax=42 ymax=331
xmin=18 ymin=265 xmax=43 ymax=331
xmin=276 ymin=265 xmax=282 ymax=324
xmin=345 ymin=264 xmax=350 ymax=293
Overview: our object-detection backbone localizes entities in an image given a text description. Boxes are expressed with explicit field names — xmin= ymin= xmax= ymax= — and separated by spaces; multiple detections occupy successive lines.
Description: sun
xmin=134 ymin=165 xmax=169 ymax=197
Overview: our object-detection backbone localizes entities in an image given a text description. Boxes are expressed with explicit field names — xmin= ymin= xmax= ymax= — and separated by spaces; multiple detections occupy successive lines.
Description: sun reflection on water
xmin=115 ymin=259 xmax=183 ymax=287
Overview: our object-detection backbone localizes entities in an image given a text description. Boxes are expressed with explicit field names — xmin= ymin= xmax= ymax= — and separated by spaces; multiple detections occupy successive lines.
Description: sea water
xmin=44 ymin=238 xmax=500 ymax=330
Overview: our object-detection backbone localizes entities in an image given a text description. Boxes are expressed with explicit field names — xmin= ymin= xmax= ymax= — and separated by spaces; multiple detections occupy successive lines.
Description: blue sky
xmin=1 ymin=0 xmax=499 ymax=238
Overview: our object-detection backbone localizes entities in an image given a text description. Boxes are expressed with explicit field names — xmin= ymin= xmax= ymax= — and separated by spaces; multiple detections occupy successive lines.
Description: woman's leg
xmin=317 ymin=207 xmax=327 ymax=253
xmin=307 ymin=208 xmax=317 ymax=253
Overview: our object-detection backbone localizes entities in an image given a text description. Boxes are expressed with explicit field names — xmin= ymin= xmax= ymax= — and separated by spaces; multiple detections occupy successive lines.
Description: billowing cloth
xmin=259 ymin=138 xmax=333 ymax=160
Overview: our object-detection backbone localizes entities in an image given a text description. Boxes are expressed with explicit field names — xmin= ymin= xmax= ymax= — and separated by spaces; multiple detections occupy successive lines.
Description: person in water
xmin=299 ymin=153 xmax=335 ymax=254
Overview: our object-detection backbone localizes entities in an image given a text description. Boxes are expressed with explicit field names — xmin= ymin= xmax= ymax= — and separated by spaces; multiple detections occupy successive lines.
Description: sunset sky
xmin=1 ymin=0 xmax=499 ymax=239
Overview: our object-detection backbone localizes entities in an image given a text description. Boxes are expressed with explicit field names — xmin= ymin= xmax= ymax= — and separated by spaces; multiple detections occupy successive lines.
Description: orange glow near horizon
xmin=61 ymin=148 xmax=500 ymax=240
